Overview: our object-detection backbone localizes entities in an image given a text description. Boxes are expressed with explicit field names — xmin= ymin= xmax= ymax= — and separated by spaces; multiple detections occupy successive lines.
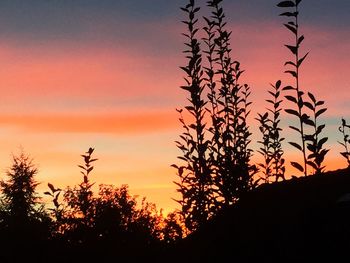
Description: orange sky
xmin=0 ymin=1 xmax=349 ymax=213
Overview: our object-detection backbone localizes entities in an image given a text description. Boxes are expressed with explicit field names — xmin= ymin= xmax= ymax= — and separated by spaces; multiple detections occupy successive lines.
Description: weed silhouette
xmin=339 ymin=118 xmax=350 ymax=167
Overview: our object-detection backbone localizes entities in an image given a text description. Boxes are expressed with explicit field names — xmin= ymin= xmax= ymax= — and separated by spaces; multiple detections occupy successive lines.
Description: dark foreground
xmin=3 ymin=168 xmax=350 ymax=263
xmin=178 ymin=168 xmax=350 ymax=262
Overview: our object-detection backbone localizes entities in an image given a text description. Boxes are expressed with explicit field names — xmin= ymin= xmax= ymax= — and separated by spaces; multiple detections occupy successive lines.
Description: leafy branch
xmin=304 ymin=93 xmax=329 ymax=174
xmin=338 ymin=118 xmax=350 ymax=167
xmin=256 ymin=80 xmax=285 ymax=183
xmin=174 ymin=0 xmax=213 ymax=231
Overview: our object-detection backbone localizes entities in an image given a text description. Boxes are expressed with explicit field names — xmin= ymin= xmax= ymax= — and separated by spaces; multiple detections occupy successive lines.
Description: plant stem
xmin=295 ymin=4 xmax=308 ymax=176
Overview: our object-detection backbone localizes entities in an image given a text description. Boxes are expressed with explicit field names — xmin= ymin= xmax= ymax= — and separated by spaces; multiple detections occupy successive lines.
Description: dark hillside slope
xmin=176 ymin=168 xmax=350 ymax=262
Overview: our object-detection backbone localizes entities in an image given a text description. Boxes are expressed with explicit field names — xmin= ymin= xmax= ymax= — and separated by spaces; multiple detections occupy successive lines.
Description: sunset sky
xmin=0 ymin=0 xmax=349 ymax=213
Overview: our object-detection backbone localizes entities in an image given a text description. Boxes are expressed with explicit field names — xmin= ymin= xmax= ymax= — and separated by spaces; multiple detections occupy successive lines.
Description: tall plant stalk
xmin=278 ymin=0 xmax=328 ymax=176
xmin=278 ymin=0 xmax=309 ymax=176
xmin=173 ymin=0 xmax=213 ymax=231
xmin=206 ymin=0 xmax=254 ymax=205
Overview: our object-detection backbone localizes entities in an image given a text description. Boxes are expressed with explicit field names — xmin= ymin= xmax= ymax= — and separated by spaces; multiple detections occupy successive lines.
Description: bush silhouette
xmin=44 ymin=148 xmax=172 ymax=262
xmin=0 ymin=151 xmax=51 ymax=261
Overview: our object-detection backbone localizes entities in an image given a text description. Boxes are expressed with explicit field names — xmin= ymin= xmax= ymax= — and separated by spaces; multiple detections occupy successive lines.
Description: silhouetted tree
xmin=162 ymin=211 xmax=185 ymax=244
xmin=0 ymin=151 xmax=51 ymax=260
xmin=93 ymin=184 xmax=136 ymax=241
xmin=47 ymin=147 xmax=165 ymax=256
xmin=47 ymin=147 xmax=98 ymax=244
xmin=173 ymin=0 xmax=214 ymax=232
xmin=174 ymin=0 xmax=257 ymax=231
xmin=1 ymin=152 xmax=40 ymax=218
xmin=206 ymin=0 xmax=255 ymax=205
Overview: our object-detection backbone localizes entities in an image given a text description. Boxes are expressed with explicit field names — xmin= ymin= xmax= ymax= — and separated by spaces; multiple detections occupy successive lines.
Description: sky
xmin=0 ymin=0 xmax=349 ymax=213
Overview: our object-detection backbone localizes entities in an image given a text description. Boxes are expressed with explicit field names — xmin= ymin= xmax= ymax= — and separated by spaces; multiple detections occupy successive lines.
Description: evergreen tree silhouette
xmin=0 ymin=151 xmax=50 ymax=261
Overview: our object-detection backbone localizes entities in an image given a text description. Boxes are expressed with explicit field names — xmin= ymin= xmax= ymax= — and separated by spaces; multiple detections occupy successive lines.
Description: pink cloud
xmin=0 ymin=42 xmax=183 ymax=109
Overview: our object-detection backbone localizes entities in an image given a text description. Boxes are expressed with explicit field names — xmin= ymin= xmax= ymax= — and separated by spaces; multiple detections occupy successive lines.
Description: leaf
xmin=275 ymin=80 xmax=282 ymax=89
xmin=44 ymin=191 xmax=53 ymax=196
xmin=307 ymin=143 xmax=316 ymax=152
xmin=285 ymin=95 xmax=298 ymax=104
xmin=307 ymin=161 xmax=318 ymax=171
xmin=318 ymin=137 xmax=328 ymax=147
xmin=268 ymin=90 xmax=275 ymax=97
xmin=277 ymin=1 xmax=296 ymax=7
xmin=285 ymin=61 xmax=297 ymax=67
xmin=285 ymin=45 xmax=297 ymax=55
xmin=262 ymin=112 xmax=269 ymax=120
xmin=180 ymin=7 xmax=188 ymax=13
xmin=320 ymin=149 xmax=329 ymax=158
xmin=87 ymin=147 xmax=94 ymax=155
xmin=180 ymin=85 xmax=193 ymax=92
xmin=298 ymin=52 xmax=309 ymax=67
xmin=285 ymin=70 xmax=297 ymax=78
xmin=316 ymin=124 xmax=326 ymax=135
xmin=291 ymin=162 xmax=304 ymax=173
xmin=289 ymin=125 xmax=301 ymax=133
xmin=308 ymin=92 xmax=316 ymax=103
xmin=316 ymin=108 xmax=327 ymax=118
xmin=55 ymin=192 xmax=61 ymax=200
xmin=304 ymin=135 xmax=314 ymax=141
xmin=316 ymin=101 xmax=325 ymax=106
xmin=285 ymin=109 xmax=300 ymax=117
xmin=284 ymin=23 xmax=297 ymax=35
xmin=193 ymin=7 xmax=200 ymax=13
xmin=279 ymin=12 xmax=297 ymax=17
xmin=48 ymin=183 xmax=55 ymax=193
xmin=297 ymin=35 xmax=305 ymax=46
xmin=303 ymin=101 xmax=314 ymax=111
xmin=304 ymin=118 xmax=315 ymax=126
xmin=283 ymin=85 xmax=295 ymax=91
xmin=289 ymin=142 xmax=303 ymax=151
